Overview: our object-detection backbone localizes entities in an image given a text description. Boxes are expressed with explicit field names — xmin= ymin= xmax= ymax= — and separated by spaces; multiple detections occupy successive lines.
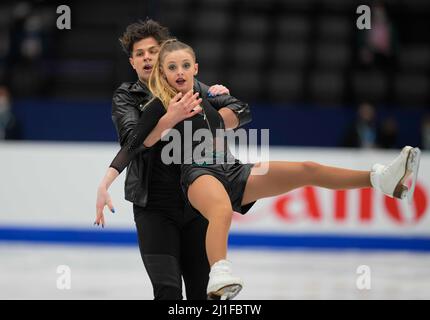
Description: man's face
xmin=129 ymin=37 xmax=160 ymax=83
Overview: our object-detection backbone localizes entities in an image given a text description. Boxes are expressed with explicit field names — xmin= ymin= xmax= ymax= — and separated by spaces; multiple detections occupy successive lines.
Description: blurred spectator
xmin=377 ymin=116 xmax=398 ymax=149
xmin=342 ymin=102 xmax=378 ymax=148
xmin=3 ymin=2 xmax=32 ymax=82
xmin=0 ymin=85 xmax=21 ymax=140
xmin=358 ymin=1 xmax=399 ymax=71
xmin=4 ymin=2 xmax=53 ymax=97
xmin=421 ymin=114 xmax=430 ymax=150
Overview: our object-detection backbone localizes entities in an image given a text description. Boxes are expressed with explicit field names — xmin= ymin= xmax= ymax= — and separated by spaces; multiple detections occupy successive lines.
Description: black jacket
xmin=111 ymin=79 xmax=252 ymax=207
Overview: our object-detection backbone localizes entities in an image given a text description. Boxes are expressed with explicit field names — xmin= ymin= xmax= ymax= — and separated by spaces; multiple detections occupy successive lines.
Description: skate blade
xmin=393 ymin=147 xmax=413 ymax=200
xmin=393 ymin=147 xmax=418 ymax=200
xmin=406 ymin=147 xmax=421 ymax=204
xmin=207 ymin=284 xmax=242 ymax=300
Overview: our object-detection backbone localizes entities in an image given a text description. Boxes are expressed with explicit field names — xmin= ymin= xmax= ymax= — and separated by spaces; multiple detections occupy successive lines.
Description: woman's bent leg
xmin=187 ymin=175 xmax=243 ymax=299
xmin=187 ymin=175 xmax=232 ymax=266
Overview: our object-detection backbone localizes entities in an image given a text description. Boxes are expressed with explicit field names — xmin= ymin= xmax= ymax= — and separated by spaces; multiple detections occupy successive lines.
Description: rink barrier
xmin=1 ymin=226 xmax=430 ymax=251
xmin=1 ymin=143 xmax=429 ymax=252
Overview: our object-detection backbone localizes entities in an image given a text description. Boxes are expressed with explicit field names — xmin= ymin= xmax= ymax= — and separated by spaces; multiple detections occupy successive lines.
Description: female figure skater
xmin=96 ymin=39 xmax=421 ymax=299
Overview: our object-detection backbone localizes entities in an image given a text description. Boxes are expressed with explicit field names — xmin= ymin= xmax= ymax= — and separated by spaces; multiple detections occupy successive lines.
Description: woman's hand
xmin=165 ymin=90 xmax=203 ymax=125
xmin=95 ymin=185 xmax=115 ymax=228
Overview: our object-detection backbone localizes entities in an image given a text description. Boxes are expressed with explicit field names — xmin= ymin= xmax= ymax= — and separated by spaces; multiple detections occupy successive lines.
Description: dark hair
xmin=119 ymin=18 xmax=171 ymax=57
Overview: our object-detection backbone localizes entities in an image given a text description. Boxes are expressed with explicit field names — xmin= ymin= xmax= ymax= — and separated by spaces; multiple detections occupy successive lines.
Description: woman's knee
xmin=206 ymin=202 xmax=233 ymax=225
xmin=188 ymin=176 xmax=232 ymax=216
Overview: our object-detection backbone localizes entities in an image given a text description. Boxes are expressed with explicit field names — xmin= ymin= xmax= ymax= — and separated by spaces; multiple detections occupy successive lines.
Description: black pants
xmin=133 ymin=204 xmax=209 ymax=300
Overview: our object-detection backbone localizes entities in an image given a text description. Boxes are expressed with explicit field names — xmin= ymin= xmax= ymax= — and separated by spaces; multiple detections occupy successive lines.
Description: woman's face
xmin=162 ymin=49 xmax=198 ymax=94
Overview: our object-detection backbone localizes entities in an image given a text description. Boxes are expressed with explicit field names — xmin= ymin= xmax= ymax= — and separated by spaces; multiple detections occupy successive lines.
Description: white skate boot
xmin=370 ymin=146 xmax=421 ymax=203
xmin=207 ymin=260 xmax=243 ymax=300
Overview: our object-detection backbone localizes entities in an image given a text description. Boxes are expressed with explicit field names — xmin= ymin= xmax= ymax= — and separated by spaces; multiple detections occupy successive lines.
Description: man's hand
xmin=208 ymin=84 xmax=230 ymax=97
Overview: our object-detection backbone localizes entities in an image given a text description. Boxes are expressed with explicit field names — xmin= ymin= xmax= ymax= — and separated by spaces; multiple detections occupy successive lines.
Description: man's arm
xmin=110 ymin=91 xmax=202 ymax=174
xmin=194 ymin=80 xmax=252 ymax=130
xmin=112 ymin=84 xmax=178 ymax=154
xmin=110 ymin=98 xmax=167 ymax=174
xmin=111 ymin=86 xmax=142 ymax=147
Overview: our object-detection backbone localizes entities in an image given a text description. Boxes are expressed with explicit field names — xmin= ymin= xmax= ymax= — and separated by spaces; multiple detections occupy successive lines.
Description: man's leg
xmin=181 ymin=205 xmax=210 ymax=300
xmin=134 ymin=205 xmax=183 ymax=300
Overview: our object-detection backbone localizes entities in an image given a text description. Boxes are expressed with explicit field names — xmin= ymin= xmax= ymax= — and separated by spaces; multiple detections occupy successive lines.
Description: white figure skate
xmin=370 ymin=146 xmax=421 ymax=204
xmin=207 ymin=260 xmax=243 ymax=300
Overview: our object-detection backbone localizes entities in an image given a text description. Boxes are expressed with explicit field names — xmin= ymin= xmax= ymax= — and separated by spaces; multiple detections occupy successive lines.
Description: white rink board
xmin=0 ymin=142 xmax=429 ymax=241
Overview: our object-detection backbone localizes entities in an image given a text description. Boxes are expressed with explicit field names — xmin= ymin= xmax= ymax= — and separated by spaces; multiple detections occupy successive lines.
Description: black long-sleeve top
xmin=110 ymin=95 xmax=235 ymax=174
xmin=111 ymin=79 xmax=251 ymax=208
xmin=111 ymin=89 xmax=251 ymax=212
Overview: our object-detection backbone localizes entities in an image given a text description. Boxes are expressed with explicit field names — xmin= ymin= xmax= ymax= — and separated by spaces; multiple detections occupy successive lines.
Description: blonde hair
xmin=148 ymin=39 xmax=196 ymax=109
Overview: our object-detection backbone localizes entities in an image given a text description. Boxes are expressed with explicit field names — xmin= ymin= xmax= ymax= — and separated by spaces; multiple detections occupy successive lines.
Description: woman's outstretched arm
xmin=95 ymin=167 xmax=120 ymax=227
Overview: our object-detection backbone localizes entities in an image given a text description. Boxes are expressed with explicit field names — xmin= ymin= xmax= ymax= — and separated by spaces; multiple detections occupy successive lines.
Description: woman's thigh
xmin=187 ymin=175 xmax=232 ymax=217
xmin=241 ymin=161 xmax=311 ymax=205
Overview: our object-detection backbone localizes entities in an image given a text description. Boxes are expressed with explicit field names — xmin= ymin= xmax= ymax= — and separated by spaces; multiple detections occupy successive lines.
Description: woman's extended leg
xmin=242 ymin=146 xmax=420 ymax=205
xmin=242 ymin=161 xmax=371 ymax=206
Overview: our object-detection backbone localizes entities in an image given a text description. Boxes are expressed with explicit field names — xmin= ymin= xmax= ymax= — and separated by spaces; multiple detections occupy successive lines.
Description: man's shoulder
xmin=113 ymin=81 xmax=152 ymax=106
xmin=112 ymin=84 xmax=135 ymax=111
xmin=116 ymin=81 xmax=135 ymax=92
xmin=114 ymin=81 xmax=137 ymax=95
xmin=115 ymin=81 xmax=150 ymax=95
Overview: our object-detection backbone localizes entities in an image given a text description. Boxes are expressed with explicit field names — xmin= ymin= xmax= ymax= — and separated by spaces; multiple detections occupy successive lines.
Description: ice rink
xmin=2 ymin=144 xmax=429 ymax=300
xmin=1 ymin=243 xmax=430 ymax=300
